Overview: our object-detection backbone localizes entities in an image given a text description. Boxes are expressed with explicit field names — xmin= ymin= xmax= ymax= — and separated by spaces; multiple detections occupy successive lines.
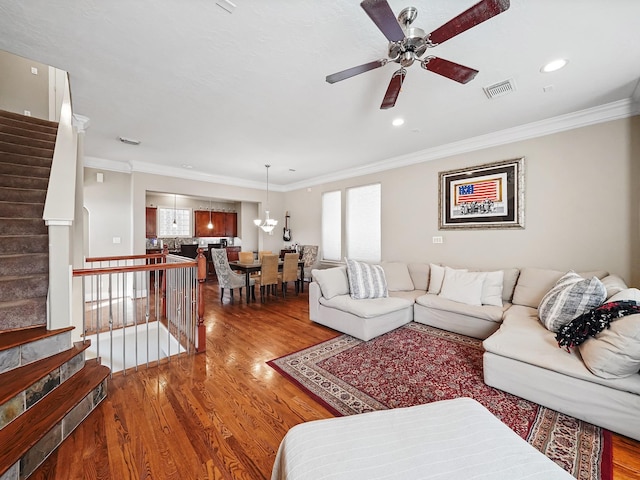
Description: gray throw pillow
xmin=345 ymin=258 xmax=388 ymax=300
xmin=538 ymin=271 xmax=606 ymax=332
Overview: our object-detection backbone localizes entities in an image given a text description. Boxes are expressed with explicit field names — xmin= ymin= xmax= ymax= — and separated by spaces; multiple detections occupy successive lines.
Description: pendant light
xmin=172 ymin=194 xmax=177 ymax=228
xmin=207 ymin=198 xmax=213 ymax=230
xmin=254 ymin=164 xmax=278 ymax=234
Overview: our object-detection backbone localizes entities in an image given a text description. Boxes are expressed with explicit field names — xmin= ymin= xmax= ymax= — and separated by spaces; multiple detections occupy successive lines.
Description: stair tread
xmin=0 ymin=110 xmax=59 ymax=130
xmin=0 ymin=360 xmax=109 ymax=474
xmin=0 ymin=341 xmax=91 ymax=405
xmin=0 ymin=326 xmax=74 ymax=352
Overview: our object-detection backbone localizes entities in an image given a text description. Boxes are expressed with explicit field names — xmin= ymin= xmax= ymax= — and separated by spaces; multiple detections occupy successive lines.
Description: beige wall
xmin=285 ymin=116 xmax=640 ymax=286
xmin=0 ymin=49 xmax=49 ymax=119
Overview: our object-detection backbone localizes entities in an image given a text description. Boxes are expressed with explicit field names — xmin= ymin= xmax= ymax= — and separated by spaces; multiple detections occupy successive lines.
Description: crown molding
xmin=282 ymin=98 xmax=636 ymax=191
xmin=84 ymin=98 xmax=636 ymax=193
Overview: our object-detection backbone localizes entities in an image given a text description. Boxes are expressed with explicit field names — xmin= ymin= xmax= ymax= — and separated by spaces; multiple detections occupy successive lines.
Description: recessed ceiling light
xmin=541 ymin=59 xmax=568 ymax=73
xmin=118 ymin=136 xmax=141 ymax=145
xmin=392 ymin=118 xmax=405 ymax=127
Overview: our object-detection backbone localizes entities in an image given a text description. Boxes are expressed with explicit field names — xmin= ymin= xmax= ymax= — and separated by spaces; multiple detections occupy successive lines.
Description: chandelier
xmin=254 ymin=164 xmax=278 ymax=234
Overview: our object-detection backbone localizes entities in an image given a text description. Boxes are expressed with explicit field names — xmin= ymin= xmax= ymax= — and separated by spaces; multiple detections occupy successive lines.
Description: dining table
xmin=229 ymin=259 xmax=305 ymax=302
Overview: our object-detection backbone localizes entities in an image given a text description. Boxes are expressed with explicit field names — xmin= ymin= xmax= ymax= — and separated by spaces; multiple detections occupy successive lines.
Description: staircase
xmin=0 ymin=110 xmax=110 ymax=480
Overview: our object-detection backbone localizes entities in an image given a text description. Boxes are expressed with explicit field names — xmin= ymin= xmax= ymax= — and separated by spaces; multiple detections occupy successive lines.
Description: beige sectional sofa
xmin=309 ymin=262 xmax=640 ymax=441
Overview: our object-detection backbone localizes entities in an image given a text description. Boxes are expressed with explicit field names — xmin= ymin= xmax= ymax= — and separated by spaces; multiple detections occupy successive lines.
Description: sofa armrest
xmin=309 ymin=281 xmax=321 ymax=321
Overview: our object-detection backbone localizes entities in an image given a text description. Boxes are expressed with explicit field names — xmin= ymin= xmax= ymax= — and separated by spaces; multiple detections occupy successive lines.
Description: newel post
xmin=161 ymin=245 xmax=168 ymax=317
xmin=196 ymin=248 xmax=207 ymax=352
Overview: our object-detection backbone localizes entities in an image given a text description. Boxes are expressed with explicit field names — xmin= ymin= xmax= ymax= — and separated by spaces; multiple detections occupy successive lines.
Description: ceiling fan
xmin=326 ymin=0 xmax=510 ymax=109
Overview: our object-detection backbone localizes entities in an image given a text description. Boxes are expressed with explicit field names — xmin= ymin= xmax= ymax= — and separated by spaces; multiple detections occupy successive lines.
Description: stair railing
xmin=72 ymin=249 xmax=206 ymax=374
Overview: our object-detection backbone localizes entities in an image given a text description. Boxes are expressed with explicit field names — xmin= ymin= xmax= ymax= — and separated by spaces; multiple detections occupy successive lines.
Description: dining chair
xmin=238 ymin=251 xmax=254 ymax=264
xmin=280 ymin=252 xmax=300 ymax=297
xmin=211 ymin=248 xmax=255 ymax=303
xmin=300 ymin=245 xmax=319 ymax=283
xmin=258 ymin=250 xmax=272 ymax=262
xmin=256 ymin=254 xmax=279 ymax=302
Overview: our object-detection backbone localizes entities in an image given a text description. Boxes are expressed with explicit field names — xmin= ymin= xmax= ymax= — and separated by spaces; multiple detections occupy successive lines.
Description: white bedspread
xmin=271 ymin=398 xmax=574 ymax=480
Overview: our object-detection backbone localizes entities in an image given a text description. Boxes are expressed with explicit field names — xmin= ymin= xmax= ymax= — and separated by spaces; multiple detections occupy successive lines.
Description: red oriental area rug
xmin=268 ymin=322 xmax=612 ymax=480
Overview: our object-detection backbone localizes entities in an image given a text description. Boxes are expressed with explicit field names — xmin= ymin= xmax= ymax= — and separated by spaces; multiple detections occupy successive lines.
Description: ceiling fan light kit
xmin=326 ymin=0 xmax=511 ymax=109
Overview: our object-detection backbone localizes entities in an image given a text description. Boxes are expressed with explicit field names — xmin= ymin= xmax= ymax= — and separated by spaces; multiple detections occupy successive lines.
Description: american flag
xmin=456 ymin=179 xmax=499 ymax=203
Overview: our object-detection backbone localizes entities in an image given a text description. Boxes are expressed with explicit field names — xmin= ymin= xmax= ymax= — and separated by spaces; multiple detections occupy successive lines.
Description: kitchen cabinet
xmin=226 ymin=246 xmax=241 ymax=262
xmin=195 ymin=210 xmax=236 ymax=237
xmin=146 ymin=207 xmax=157 ymax=238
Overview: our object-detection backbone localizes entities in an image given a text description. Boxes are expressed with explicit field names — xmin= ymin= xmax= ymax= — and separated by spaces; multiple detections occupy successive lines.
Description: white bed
xmin=271 ymin=397 xmax=574 ymax=480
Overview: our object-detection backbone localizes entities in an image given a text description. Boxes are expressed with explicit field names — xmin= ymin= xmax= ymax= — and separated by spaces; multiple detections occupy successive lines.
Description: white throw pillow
xmin=381 ymin=262 xmax=414 ymax=292
xmin=538 ymin=271 xmax=607 ymax=332
xmin=481 ymin=270 xmax=504 ymax=307
xmin=345 ymin=258 xmax=388 ymax=300
xmin=311 ymin=267 xmax=349 ymax=299
xmin=439 ymin=268 xmax=487 ymax=306
xmin=601 ymin=274 xmax=629 ymax=300
xmin=428 ymin=264 xmax=467 ymax=295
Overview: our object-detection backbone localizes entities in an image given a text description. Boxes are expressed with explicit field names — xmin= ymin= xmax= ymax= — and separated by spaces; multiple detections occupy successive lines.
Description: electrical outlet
xmin=23 ymin=110 xmax=31 ymax=116
xmin=113 ymin=237 xmax=121 ymax=244
xmin=432 ymin=236 xmax=443 ymax=244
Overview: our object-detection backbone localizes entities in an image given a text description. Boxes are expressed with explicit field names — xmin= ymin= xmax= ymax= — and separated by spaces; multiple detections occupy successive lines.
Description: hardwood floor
xmin=31 ymin=281 xmax=640 ymax=479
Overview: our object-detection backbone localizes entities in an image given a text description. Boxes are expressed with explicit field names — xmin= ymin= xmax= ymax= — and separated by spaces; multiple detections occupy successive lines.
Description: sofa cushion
xmin=381 ymin=262 xmax=414 ymax=292
xmin=578 ymin=288 xmax=640 ymax=379
xmin=601 ymin=274 xmax=628 ymax=299
xmin=415 ymin=294 xmax=506 ymax=322
xmin=439 ymin=268 xmax=487 ymax=306
xmin=408 ymin=263 xmax=430 ymax=291
xmin=481 ymin=270 xmax=504 ymax=307
xmin=538 ymin=271 xmax=606 ymax=332
xmin=312 ymin=267 xmax=350 ymax=299
xmin=319 ymin=294 xmax=412 ymax=318
xmin=500 ymin=268 xmax=520 ymax=303
xmin=512 ymin=267 xmax=565 ymax=308
xmin=428 ymin=264 xmax=467 ymax=295
xmin=345 ymin=258 xmax=388 ymax=299
xmin=483 ymin=306 xmax=640 ymax=395
xmin=388 ymin=290 xmax=427 ymax=302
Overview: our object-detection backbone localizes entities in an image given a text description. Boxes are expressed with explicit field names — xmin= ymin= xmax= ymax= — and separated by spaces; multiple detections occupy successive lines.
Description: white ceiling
xmin=1 ymin=0 xmax=639 ymax=189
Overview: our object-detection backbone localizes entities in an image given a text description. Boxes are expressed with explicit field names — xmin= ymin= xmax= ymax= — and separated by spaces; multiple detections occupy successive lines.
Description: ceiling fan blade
xmin=422 ymin=57 xmax=478 ymax=84
xmin=380 ymin=68 xmax=406 ymax=110
xmin=428 ymin=0 xmax=510 ymax=45
xmin=326 ymin=59 xmax=387 ymax=84
xmin=360 ymin=0 xmax=405 ymax=43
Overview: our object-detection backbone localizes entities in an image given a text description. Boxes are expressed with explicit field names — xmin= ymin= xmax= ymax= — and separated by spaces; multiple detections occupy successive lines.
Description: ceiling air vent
xmin=483 ymin=79 xmax=516 ymax=99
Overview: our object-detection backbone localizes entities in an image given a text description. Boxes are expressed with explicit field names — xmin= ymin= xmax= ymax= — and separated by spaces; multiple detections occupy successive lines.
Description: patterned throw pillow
xmin=345 ymin=258 xmax=388 ymax=300
xmin=538 ymin=271 xmax=606 ymax=332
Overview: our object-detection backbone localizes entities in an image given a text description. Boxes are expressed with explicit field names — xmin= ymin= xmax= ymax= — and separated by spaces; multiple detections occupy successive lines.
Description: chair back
xmin=238 ymin=251 xmax=254 ymax=264
xmin=211 ymin=249 xmax=233 ymax=288
xmin=258 ymin=250 xmax=272 ymax=262
xmin=300 ymin=245 xmax=319 ymax=267
xmin=281 ymin=253 xmax=299 ymax=282
xmin=260 ymin=254 xmax=279 ymax=286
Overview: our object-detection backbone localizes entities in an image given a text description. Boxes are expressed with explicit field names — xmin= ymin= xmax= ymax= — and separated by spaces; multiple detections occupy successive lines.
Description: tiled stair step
xmin=0 ymin=274 xmax=48 ymax=302
xmin=0 ymin=141 xmax=53 ymax=159
xmin=0 ymin=173 xmax=49 ymax=190
xmin=0 ymin=187 xmax=46 ymax=204
xmin=0 ymin=342 xmax=90 ymax=420
xmin=0 ymin=110 xmax=58 ymax=130
xmin=0 ymin=218 xmax=47 ymax=235
xmin=0 ymin=161 xmax=51 ymax=178
xmin=0 ymin=359 xmax=109 ymax=479
xmin=0 ymin=253 xmax=48 ymax=276
xmin=0 ymin=201 xmax=44 ymax=219
xmin=0 ymin=124 xmax=56 ymax=143
xmin=0 ymin=235 xmax=48 ymax=255
xmin=0 ymin=299 xmax=48 ymax=332
xmin=0 ymin=132 xmax=55 ymax=151
xmin=0 ymin=327 xmax=73 ymax=366
xmin=0 ymin=153 xmax=53 ymax=169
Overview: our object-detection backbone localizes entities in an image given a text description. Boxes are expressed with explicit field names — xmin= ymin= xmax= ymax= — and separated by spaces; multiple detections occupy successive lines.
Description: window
xmin=322 ymin=191 xmax=341 ymax=262
xmin=346 ymin=184 xmax=381 ymax=262
xmin=158 ymin=207 xmax=191 ymax=237
xmin=321 ymin=183 xmax=381 ymax=263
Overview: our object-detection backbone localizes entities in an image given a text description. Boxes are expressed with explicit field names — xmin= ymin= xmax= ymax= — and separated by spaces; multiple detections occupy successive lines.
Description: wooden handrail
xmin=73 ymin=262 xmax=195 ymax=277
xmin=85 ymin=253 xmax=164 ymax=262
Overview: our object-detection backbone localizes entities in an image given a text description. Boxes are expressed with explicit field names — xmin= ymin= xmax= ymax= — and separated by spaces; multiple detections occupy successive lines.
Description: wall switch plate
xmin=31 ymin=67 xmax=38 ymax=75
xmin=432 ymin=236 xmax=443 ymax=244
xmin=113 ymin=237 xmax=121 ymax=244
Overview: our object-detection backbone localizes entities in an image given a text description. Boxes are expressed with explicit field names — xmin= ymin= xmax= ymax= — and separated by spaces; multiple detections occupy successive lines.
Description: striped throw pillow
xmin=345 ymin=258 xmax=388 ymax=300
xmin=538 ymin=271 xmax=606 ymax=332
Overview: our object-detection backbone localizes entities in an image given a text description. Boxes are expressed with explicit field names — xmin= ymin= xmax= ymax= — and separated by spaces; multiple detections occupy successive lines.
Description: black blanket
xmin=555 ymin=300 xmax=640 ymax=351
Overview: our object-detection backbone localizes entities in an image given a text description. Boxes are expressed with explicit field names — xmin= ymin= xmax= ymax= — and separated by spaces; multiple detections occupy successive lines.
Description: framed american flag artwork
xmin=438 ymin=158 xmax=525 ymax=230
